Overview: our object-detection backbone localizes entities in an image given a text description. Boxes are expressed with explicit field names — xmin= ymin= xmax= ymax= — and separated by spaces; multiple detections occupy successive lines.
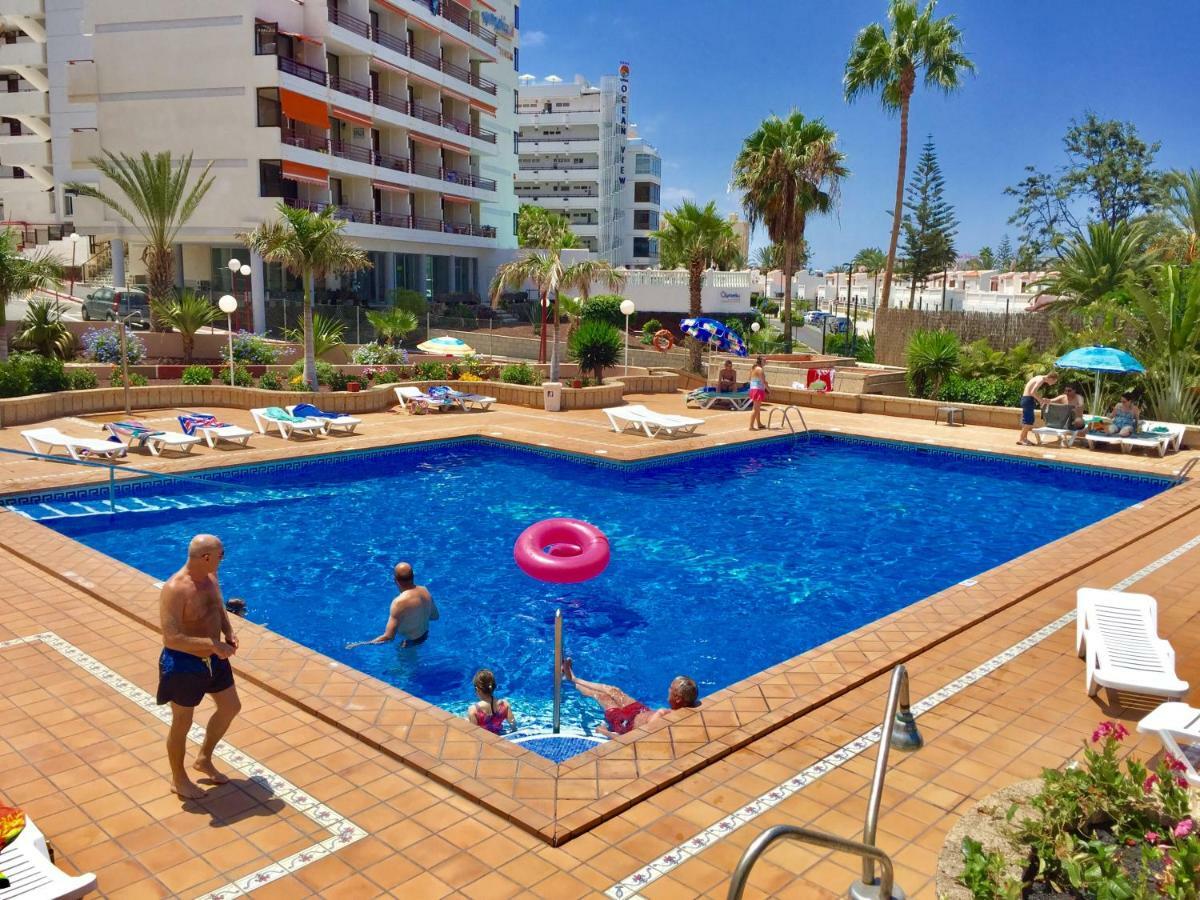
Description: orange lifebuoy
xmin=652 ymin=329 xmax=674 ymax=352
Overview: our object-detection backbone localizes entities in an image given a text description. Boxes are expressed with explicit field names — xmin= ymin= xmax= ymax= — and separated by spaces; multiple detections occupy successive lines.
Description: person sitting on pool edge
xmin=345 ymin=562 xmax=438 ymax=650
xmin=562 ymin=657 xmax=698 ymax=737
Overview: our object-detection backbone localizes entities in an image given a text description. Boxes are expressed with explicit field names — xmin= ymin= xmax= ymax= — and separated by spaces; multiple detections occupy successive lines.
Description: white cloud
xmin=661 ymin=186 xmax=695 ymax=206
xmin=523 ymin=30 xmax=547 ymax=47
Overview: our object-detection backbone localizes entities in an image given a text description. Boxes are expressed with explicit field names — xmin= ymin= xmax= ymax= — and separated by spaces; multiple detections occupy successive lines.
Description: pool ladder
xmin=766 ymin=405 xmax=810 ymax=441
xmin=1176 ymin=457 xmax=1198 ymax=483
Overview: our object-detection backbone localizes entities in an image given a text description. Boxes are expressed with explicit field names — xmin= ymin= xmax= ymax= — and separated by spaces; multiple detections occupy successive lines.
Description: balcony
xmin=518 ymin=160 xmax=598 ymax=172
xmin=0 ymin=90 xmax=48 ymax=118
xmin=1 ymin=140 xmax=49 ymax=168
xmin=282 ymin=131 xmax=496 ymax=191
xmin=516 ymin=189 xmax=598 ymax=199
xmin=282 ymin=197 xmax=497 ymax=237
xmin=327 ymin=7 xmax=497 ymax=96
xmin=420 ymin=0 xmax=498 ymax=47
xmin=517 ymin=135 xmax=598 ymax=145
xmin=0 ymin=40 xmax=46 ymax=69
xmin=275 ymin=56 xmax=497 ymax=144
xmin=4 ymin=0 xmax=44 ymax=15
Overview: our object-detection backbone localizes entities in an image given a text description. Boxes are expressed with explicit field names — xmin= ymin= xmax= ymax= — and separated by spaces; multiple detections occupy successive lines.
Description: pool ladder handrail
xmin=726 ymin=826 xmax=898 ymax=900
xmin=766 ymin=405 xmax=810 ymax=440
xmin=0 ymin=444 xmax=232 ymax=515
xmin=1176 ymin=457 xmax=1198 ymax=483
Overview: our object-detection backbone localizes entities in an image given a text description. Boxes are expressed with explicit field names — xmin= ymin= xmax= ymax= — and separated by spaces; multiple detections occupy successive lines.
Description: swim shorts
xmin=155 ymin=647 xmax=234 ymax=707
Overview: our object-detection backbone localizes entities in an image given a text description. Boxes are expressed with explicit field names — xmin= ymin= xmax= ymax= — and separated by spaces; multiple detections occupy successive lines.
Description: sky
xmin=517 ymin=0 xmax=1200 ymax=267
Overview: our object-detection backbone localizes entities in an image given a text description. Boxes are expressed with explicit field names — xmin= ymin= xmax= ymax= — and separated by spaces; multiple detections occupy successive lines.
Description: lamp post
xmin=227 ymin=258 xmax=242 ymax=332
xmin=218 ymin=295 xmax=238 ymax=386
xmin=67 ymin=232 xmax=80 ymax=300
xmin=619 ymin=298 xmax=635 ymax=375
xmin=239 ymin=264 xmax=251 ymax=330
xmin=117 ymin=313 xmax=133 ymax=416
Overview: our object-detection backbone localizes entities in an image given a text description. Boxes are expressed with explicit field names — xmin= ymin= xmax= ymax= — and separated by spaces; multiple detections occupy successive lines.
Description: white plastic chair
xmin=21 ymin=427 xmax=128 ymax=462
xmin=0 ymin=816 xmax=96 ymax=899
xmin=604 ymin=404 xmax=704 ymax=438
xmin=1076 ymin=588 xmax=1190 ymax=700
xmin=1137 ymin=702 xmax=1200 ymax=786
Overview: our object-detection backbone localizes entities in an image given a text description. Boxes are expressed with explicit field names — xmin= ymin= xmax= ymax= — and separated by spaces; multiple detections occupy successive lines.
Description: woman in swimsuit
xmin=1107 ymin=393 xmax=1140 ymax=437
xmin=466 ymin=669 xmax=514 ymax=735
xmin=562 ymin=657 xmax=698 ymax=738
xmin=748 ymin=356 xmax=769 ymax=431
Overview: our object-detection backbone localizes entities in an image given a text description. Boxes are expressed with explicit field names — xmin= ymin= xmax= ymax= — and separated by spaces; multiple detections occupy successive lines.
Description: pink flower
xmin=1092 ymin=721 xmax=1114 ymax=743
xmin=1173 ymin=818 xmax=1194 ymax=839
xmin=1178 ymin=777 xmax=1191 ymax=789
xmin=1166 ymin=754 xmax=1188 ymax=773
xmin=1144 ymin=773 xmax=1161 ymax=793
xmin=1113 ymin=723 xmax=1129 ymax=741
xmin=1145 ymin=831 xmax=1161 ymax=844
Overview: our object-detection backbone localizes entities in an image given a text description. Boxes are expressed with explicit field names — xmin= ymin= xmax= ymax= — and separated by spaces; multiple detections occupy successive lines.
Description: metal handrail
xmin=552 ymin=608 xmax=563 ymax=734
xmin=1176 ymin=457 xmax=1197 ymax=483
xmin=727 ymin=825 xmax=895 ymax=900
xmin=766 ymin=405 xmax=809 ymax=440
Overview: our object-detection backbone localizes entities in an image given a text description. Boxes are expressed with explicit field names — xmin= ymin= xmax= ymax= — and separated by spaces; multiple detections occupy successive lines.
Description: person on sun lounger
xmin=562 ymin=657 xmax=698 ymax=737
xmin=717 ymin=361 xmax=737 ymax=393
xmin=1043 ymin=382 xmax=1086 ymax=431
xmin=1106 ymin=392 xmax=1140 ymax=436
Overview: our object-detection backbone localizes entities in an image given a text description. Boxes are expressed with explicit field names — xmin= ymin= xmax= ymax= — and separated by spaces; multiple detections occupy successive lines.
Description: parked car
xmin=803 ymin=310 xmax=830 ymax=325
xmin=826 ymin=315 xmax=850 ymax=334
xmin=81 ymin=287 xmax=151 ymax=329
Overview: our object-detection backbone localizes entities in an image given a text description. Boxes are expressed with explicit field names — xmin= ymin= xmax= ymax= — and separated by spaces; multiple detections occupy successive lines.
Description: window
xmin=633 ymin=237 xmax=650 ymax=257
xmin=63 ymin=194 xmax=74 ymax=216
xmin=514 ymin=4 xmax=519 ymax=28
xmin=633 ymin=182 xmax=659 ymax=204
xmin=256 ymin=88 xmax=280 ymax=127
xmin=513 ymin=47 xmax=519 ymax=71
xmin=634 ymin=210 xmax=658 ymax=231
xmin=254 ymin=22 xmax=278 ymax=55
xmin=258 ymin=159 xmax=296 ymax=199
xmin=513 ymin=211 xmax=519 ymax=236
xmin=634 ymin=154 xmax=661 ymax=176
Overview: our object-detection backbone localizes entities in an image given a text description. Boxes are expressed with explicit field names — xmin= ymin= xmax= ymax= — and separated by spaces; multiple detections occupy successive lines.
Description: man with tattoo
xmin=156 ymin=534 xmax=241 ymax=799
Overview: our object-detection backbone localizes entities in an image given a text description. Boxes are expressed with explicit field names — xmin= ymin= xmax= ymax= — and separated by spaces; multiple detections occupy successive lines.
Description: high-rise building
xmin=515 ymin=66 xmax=661 ymax=268
xmin=2 ymin=0 xmax=519 ymax=329
xmin=727 ymin=213 xmax=749 ymax=263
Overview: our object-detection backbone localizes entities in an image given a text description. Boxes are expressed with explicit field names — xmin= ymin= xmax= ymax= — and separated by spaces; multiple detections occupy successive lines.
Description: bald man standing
xmin=157 ymin=534 xmax=241 ymax=799
xmin=345 ymin=561 xmax=438 ymax=650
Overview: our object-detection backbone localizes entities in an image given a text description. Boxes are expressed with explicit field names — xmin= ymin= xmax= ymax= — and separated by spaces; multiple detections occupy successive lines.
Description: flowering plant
xmin=82 ymin=326 xmax=144 ymax=364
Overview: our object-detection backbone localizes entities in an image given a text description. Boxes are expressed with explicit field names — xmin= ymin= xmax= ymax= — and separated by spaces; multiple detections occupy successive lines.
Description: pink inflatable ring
xmin=514 ymin=518 xmax=610 ymax=583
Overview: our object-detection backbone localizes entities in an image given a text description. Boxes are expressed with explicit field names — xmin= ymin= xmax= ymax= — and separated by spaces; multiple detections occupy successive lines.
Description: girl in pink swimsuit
xmin=466 ymin=669 xmax=515 ymax=735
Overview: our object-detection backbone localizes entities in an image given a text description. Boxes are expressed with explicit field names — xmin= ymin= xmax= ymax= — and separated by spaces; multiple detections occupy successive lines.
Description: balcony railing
xmin=515 ymin=190 xmax=599 ymax=198
xmin=327 ymin=7 xmax=497 ymax=95
xmin=282 ymin=131 xmax=496 ymax=191
xmin=275 ymin=55 xmax=497 ymax=144
xmin=518 ymin=161 xmax=599 ymax=171
xmin=283 ymin=197 xmax=496 ymax=236
xmin=517 ymin=136 xmax=598 ymax=144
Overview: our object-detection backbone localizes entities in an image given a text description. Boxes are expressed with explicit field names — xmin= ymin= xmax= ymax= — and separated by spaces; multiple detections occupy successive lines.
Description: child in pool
xmin=466 ymin=669 xmax=515 ymax=735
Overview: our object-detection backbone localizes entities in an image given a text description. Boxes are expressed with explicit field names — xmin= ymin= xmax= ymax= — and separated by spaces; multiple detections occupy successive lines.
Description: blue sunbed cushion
xmin=293 ymin=403 xmax=338 ymax=420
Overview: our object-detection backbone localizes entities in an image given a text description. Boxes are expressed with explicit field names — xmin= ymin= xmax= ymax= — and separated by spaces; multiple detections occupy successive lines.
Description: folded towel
xmin=264 ymin=406 xmax=306 ymax=424
xmin=1151 ymin=425 xmax=1169 ymax=433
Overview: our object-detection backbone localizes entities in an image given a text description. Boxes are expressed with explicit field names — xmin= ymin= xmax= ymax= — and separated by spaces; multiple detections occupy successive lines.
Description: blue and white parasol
xmin=679 ymin=317 xmax=748 ymax=357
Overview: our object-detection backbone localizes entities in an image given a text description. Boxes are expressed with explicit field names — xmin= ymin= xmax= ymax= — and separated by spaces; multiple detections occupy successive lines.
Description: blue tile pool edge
xmin=0 ymin=431 xmax=1176 ymax=510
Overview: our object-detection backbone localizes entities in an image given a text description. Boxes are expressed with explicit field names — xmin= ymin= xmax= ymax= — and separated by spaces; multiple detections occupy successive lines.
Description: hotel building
xmin=1 ymin=0 xmax=519 ymax=331
xmin=515 ymin=69 xmax=662 ymax=268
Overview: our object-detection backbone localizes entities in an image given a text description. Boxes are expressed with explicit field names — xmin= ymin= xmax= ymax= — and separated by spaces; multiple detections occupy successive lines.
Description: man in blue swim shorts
xmin=1018 ymin=371 xmax=1058 ymax=445
xmin=156 ymin=534 xmax=240 ymax=799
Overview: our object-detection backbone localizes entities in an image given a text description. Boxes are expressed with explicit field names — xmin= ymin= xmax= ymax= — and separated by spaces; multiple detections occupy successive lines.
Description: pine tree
xmin=900 ymin=136 xmax=958 ymax=308
xmin=997 ymin=234 xmax=1014 ymax=270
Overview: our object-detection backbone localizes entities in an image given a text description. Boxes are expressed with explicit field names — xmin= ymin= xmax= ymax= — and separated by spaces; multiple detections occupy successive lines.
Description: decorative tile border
xmin=0 ymin=632 xmax=366 ymax=899
xmin=605 ymin=533 xmax=1200 ymax=898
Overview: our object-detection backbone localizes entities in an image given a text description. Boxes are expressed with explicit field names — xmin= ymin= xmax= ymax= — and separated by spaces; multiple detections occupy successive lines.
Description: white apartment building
xmin=3 ymin=0 xmax=519 ymax=332
xmin=515 ymin=68 xmax=662 ymax=268
xmin=816 ymin=268 xmax=1053 ymax=313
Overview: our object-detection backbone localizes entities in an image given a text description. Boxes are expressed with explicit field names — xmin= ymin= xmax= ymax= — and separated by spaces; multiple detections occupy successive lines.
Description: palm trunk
xmin=303 ymin=270 xmax=317 ymax=390
xmin=782 ymin=242 xmax=795 ymax=354
xmin=873 ymin=270 xmax=879 ymax=305
xmin=549 ymin=291 xmax=561 ymax=382
xmin=538 ymin=290 xmax=547 ymax=364
xmin=881 ymin=85 xmax=913 ymax=311
xmin=0 ymin=290 xmax=8 ymax=363
xmin=145 ymin=244 xmax=175 ymax=331
xmin=183 ymin=331 xmax=194 ymax=362
xmin=688 ymin=260 xmax=703 ymax=373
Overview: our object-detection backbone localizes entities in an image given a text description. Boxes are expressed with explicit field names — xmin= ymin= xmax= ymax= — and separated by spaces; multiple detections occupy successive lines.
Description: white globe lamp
xmin=619 ymin=299 xmax=636 ymax=375
xmin=218 ymin=295 xmax=238 ymax=386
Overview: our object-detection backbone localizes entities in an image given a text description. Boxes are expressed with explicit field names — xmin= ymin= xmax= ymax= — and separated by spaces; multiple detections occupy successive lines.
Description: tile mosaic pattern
xmin=0 ymin=631 xmax=366 ymax=899
xmin=604 ymin=532 xmax=1200 ymax=897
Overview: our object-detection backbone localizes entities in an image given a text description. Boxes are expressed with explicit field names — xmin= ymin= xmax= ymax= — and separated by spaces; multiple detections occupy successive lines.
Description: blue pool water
xmin=10 ymin=436 xmax=1166 ymax=739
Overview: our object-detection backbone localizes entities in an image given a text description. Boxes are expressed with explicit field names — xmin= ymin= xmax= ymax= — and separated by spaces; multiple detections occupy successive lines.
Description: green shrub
xmin=221 ymin=331 xmax=279 ymax=365
xmin=761 ymin=300 xmax=780 ymax=316
xmin=67 ymin=368 xmax=98 ymax=390
xmin=181 ymin=364 xmax=214 ymax=386
xmin=580 ymin=295 xmax=625 ymax=328
xmin=10 ymin=353 xmax=69 ymax=394
xmin=936 ymin=374 xmax=1024 ymax=407
xmin=288 ymin=359 xmax=336 ymax=386
xmin=0 ymin=363 xmax=28 ymax=397
xmin=568 ymin=320 xmax=623 ymax=382
xmin=352 ymin=343 xmax=408 ymax=365
xmin=259 ymin=370 xmax=283 ymax=391
xmin=723 ymin=318 xmax=746 ymax=338
xmin=223 ymin=365 xmax=253 ymax=387
xmin=372 ymin=368 xmax=406 ymax=384
xmin=906 ymin=329 xmax=960 ymax=398
xmin=390 ymin=288 xmax=427 ymax=318
xmin=327 ymin=369 xmax=353 ymax=391
xmin=414 ymin=361 xmax=447 ymax=381
xmin=824 ymin=331 xmax=876 ymax=363
xmin=500 ymin=362 xmax=539 ymax=385
xmin=111 ymin=370 xmax=149 ymax=387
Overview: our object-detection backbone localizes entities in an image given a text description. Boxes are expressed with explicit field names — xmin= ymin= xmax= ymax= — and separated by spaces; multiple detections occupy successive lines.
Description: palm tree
xmin=0 ymin=228 xmax=63 ymax=362
xmin=489 ymin=250 xmax=622 ymax=382
xmin=66 ymin=151 xmax=214 ymax=326
xmin=652 ymin=201 xmax=742 ymax=372
xmin=365 ymin=307 xmax=419 ymax=347
xmin=154 ymin=289 xmax=220 ymax=361
xmin=516 ymin=204 xmax=580 ymax=250
xmin=852 ymin=246 xmax=888 ymax=305
xmin=241 ymin=203 xmax=370 ymax=390
xmin=733 ymin=111 xmax=847 ymax=353
xmin=14 ymin=298 xmax=74 ymax=359
xmin=1034 ymin=221 xmax=1151 ymax=309
xmin=1159 ymin=169 xmax=1200 ymax=264
xmin=844 ymin=0 xmax=973 ymax=310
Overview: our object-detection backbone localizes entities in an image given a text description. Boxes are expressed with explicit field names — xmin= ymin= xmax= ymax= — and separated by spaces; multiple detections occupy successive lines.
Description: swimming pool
xmin=8 ymin=436 xmax=1168 ymax=742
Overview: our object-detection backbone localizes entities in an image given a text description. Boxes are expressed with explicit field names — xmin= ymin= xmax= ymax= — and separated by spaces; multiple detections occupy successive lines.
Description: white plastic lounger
xmin=0 ymin=815 xmax=97 ymax=899
xmin=1122 ymin=421 xmax=1186 ymax=457
xmin=1137 ymin=703 xmax=1200 ymax=787
xmin=604 ymin=404 xmax=704 ymax=438
xmin=285 ymin=405 xmax=362 ymax=434
xmin=178 ymin=414 xmax=253 ymax=449
xmin=1083 ymin=431 xmax=1127 ymax=452
xmin=1075 ymin=588 xmax=1190 ymax=700
xmin=105 ymin=421 xmax=200 ymax=457
xmin=1031 ymin=403 xmax=1081 ymax=447
xmin=394 ymin=386 xmax=453 ymax=414
xmin=21 ymin=427 xmax=127 ymax=462
xmin=250 ymin=407 xmax=324 ymax=440
xmin=443 ymin=390 xmax=496 ymax=411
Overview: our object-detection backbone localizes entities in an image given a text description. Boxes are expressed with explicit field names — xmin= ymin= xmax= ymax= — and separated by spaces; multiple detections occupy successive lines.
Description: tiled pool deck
xmin=0 ymin=393 xmax=1197 ymax=898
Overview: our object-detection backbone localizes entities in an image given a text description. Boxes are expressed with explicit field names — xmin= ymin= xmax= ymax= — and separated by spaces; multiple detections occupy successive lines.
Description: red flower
xmin=1144 ymin=773 xmax=1160 ymax=794
xmin=1145 ymin=831 xmax=1161 ymax=844
xmin=1166 ymin=754 xmax=1188 ymax=773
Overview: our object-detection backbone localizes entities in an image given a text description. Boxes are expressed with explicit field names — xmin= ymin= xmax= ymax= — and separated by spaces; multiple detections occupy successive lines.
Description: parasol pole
xmin=1093 ymin=370 xmax=1103 ymax=417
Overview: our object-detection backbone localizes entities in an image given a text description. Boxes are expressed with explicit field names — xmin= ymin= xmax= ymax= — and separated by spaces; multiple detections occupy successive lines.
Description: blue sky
xmin=518 ymin=0 xmax=1200 ymax=267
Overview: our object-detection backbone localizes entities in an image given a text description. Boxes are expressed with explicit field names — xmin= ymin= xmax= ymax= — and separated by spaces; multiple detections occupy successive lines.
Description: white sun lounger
xmin=1137 ymin=702 xmax=1200 ymax=787
xmin=394 ymin=385 xmax=454 ymax=413
xmin=1121 ymin=421 xmax=1186 ymax=457
xmin=443 ymin=389 xmax=496 ymax=411
xmin=285 ymin=405 xmax=362 ymax=434
xmin=1031 ymin=404 xmax=1081 ymax=447
xmin=250 ymin=407 xmax=325 ymax=440
xmin=0 ymin=815 xmax=97 ymax=899
xmin=104 ymin=421 xmax=201 ymax=457
xmin=178 ymin=414 xmax=253 ymax=449
xmin=604 ymin=404 xmax=704 ymax=438
xmin=1075 ymin=588 xmax=1189 ymax=701
xmin=1083 ymin=431 xmax=1128 ymax=452
xmin=21 ymin=427 xmax=128 ymax=462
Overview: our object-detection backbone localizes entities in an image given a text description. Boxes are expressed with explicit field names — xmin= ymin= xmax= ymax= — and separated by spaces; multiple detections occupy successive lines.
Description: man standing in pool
xmin=156 ymin=534 xmax=241 ymax=800
xmin=345 ymin=562 xmax=439 ymax=650
xmin=562 ymin=658 xmax=698 ymax=737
